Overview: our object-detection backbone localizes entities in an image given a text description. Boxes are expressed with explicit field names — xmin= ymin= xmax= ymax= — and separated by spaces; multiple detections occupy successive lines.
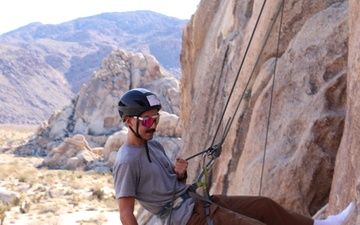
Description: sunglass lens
xmin=142 ymin=116 xmax=159 ymax=128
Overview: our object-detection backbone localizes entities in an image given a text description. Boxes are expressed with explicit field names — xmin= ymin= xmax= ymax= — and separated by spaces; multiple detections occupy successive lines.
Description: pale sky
xmin=0 ymin=0 xmax=201 ymax=35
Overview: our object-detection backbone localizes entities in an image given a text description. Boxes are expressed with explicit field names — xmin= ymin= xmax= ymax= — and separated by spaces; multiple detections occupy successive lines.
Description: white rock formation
xmin=17 ymin=49 xmax=182 ymax=172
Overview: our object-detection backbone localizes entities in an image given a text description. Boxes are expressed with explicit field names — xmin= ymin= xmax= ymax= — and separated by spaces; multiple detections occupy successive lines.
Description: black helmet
xmin=118 ymin=88 xmax=162 ymax=121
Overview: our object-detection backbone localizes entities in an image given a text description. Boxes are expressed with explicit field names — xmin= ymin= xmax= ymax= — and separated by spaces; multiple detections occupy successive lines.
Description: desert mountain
xmin=0 ymin=10 xmax=186 ymax=124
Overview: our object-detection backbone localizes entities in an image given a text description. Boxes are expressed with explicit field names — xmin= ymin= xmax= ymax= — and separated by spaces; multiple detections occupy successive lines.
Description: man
xmin=113 ymin=88 xmax=355 ymax=225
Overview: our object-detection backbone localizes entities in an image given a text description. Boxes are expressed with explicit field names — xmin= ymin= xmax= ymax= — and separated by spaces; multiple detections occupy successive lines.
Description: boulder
xmin=42 ymin=134 xmax=102 ymax=170
xmin=0 ymin=188 xmax=20 ymax=206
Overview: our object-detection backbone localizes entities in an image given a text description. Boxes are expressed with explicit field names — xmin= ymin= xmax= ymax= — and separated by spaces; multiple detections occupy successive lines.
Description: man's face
xmin=134 ymin=108 xmax=159 ymax=140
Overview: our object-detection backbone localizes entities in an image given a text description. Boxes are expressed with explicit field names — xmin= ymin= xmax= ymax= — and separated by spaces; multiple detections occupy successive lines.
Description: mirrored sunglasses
xmin=134 ymin=115 xmax=160 ymax=128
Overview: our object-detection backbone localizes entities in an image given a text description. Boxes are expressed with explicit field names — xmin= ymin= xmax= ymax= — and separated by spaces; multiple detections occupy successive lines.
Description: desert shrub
xmin=78 ymin=213 xmax=107 ymax=225
xmin=103 ymin=197 xmax=118 ymax=209
xmin=70 ymin=196 xmax=80 ymax=207
xmin=19 ymin=199 xmax=31 ymax=214
xmin=38 ymin=203 xmax=58 ymax=214
xmin=18 ymin=176 xmax=26 ymax=182
xmin=12 ymin=196 xmax=20 ymax=206
xmin=0 ymin=202 xmax=10 ymax=225
xmin=91 ymin=188 xmax=105 ymax=201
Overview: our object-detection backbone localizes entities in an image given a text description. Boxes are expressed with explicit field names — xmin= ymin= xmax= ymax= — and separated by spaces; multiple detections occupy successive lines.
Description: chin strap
xmin=129 ymin=120 xmax=152 ymax=163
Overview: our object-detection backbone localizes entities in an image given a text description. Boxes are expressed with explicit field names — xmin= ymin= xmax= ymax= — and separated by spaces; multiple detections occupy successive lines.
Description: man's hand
xmin=173 ymin=157 xmax=188 ymax=182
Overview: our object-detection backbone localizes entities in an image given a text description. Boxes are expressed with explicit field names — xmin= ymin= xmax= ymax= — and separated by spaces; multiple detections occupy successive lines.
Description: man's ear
xmin=125 ymin=116 xmax=133 ymax=127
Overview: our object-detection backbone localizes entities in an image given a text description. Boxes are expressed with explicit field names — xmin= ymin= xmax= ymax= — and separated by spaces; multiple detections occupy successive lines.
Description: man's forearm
xmin=120 ymin=213 xmax=138 ymax=225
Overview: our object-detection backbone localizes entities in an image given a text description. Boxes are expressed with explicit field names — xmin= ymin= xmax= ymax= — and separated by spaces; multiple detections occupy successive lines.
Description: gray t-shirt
xmin=113 ymin=139 xmax=195 ymax=225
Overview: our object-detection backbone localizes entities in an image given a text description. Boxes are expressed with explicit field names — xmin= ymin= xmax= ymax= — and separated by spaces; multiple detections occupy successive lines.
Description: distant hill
xmin=0 ymin=10 xmax=187 ymax=124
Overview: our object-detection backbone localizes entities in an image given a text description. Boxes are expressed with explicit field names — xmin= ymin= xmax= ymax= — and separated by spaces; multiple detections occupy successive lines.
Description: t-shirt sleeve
xmin=113 ymin=161 xmax=137 ymax=199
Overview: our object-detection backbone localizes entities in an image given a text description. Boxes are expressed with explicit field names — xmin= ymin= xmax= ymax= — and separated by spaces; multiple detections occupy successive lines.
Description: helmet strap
xmin=128 ymin=118 xmax=142 ymax=139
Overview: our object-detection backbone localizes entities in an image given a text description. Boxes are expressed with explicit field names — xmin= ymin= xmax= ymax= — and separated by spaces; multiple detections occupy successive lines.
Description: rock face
xmin=15 ymin=49 xmax=182 ymax=172
xmin=181 ymin=0 xmax=354 ymax=219
xmin=328 ymin=0 xmax=360 ymax=224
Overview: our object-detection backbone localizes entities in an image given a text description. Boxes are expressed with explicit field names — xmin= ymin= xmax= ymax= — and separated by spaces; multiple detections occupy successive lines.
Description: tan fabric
xmin=186 ymin=195 xmax=314 ymax=225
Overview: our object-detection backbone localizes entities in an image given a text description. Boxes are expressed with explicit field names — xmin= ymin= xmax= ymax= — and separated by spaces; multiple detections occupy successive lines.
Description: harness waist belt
xmin=156 ymin=192 xmax=190 ymax=220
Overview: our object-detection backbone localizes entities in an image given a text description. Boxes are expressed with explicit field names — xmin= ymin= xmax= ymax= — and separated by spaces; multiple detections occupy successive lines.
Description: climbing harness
xmin=165 ymin=0 xmax=285 ymax=224
xmin=157 ymin=191 xmax=190 ymax=220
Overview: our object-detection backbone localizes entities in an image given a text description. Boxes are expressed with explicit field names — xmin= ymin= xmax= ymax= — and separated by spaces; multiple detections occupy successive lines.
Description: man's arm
xmin=118 ymin=196 xmax=137 ymax=225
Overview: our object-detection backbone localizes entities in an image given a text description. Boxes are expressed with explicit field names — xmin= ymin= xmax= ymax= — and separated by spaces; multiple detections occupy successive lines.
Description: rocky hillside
xmin=0 ymin=11 xmax=186 ymax=124
xmin=181 ymin=0 xmax=359 ymax=223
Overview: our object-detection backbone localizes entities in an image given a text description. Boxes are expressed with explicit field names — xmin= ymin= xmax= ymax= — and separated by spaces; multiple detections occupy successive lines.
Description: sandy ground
xmin=0 ymin=124 xmax=38 ymax=147
xmin=5 ymin=207 xmax=120 ymax=225
xmin=0 ymin=153 xmax=121 ymax=225
xmin=0 ymin=122 xmax=123 ymax=225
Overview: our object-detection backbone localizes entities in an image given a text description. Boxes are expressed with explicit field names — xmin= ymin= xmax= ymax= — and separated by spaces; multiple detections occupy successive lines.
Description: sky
xmin=0 ymin=0 xmax=201 ymax=35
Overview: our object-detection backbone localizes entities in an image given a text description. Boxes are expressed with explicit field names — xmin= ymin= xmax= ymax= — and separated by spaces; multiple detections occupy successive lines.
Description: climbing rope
xmin=208 ymin=0 xmax=269 ymax=149
xmin=185 ymin=0 xmax=269 ymax=163
xmin=259 ymin=0 xmax=285 ymax=196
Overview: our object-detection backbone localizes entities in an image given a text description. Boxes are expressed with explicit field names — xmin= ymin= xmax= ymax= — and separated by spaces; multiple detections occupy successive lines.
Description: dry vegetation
xmin=0 ymin=125 xmax=119 ymax=225
xmin=0 ymin=124 xmax=37 ymax=147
